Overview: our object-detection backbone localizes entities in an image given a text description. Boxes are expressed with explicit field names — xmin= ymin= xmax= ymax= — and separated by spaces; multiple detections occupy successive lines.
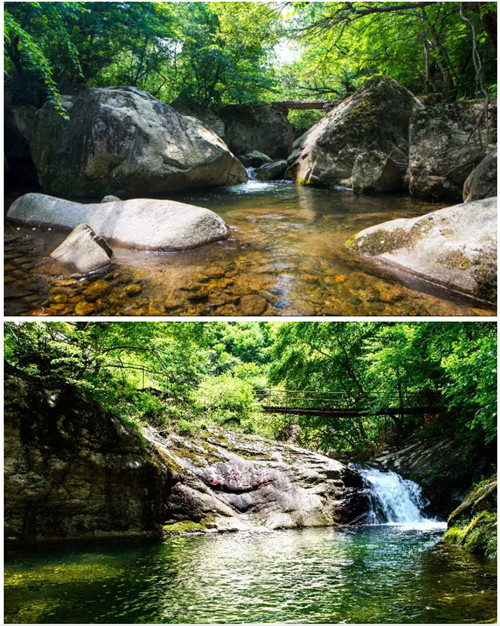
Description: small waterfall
xmin=357 ymin=466 xmax=431 ymax=525
xmin=246 ymin=166 xmax=257 ymax=180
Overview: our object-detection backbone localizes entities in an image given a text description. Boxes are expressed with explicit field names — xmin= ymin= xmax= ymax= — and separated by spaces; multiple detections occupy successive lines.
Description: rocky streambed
xmin=5 ymin=77 xmax=497 ymax=316
xmin=4 ymin=184 xmax=495 ymax=317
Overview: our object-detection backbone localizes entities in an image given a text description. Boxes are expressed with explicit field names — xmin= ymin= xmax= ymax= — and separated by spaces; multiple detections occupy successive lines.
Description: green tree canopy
xmin=4 ymin=321 xmax=496 ymax=460
xmin=5 ymin=2 xmax=496 ymax=113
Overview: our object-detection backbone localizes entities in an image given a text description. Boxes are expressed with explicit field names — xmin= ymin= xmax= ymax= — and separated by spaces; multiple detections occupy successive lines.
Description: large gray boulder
xmin=169 ymin=98 xmax=226 ymax=139
xmin=148 ymin=427 xmax=369 ymax=532
xmin=29 ymin=87 xmax=247 ymax=199
xmin=409 ymin=101 xmax=496 ymax=201
xmin=288 ymin=76 xmax=422 ymax=190
xmin=253 ymin=160 xmax=288 ymax=181
xmin=463 ymin=148 xmax=497 ymax=202
xmin=5 ymin=368 xmax=370 ymax=543
xmin=352 ymin=150 xmax=404 ymax=194
xmin=8 ymin=193 xmax=228 ymax=251
xmin=347 ymin=196 xmax=497 ymax=302
xmin=220 ymin=104 xmax=295 ymax=160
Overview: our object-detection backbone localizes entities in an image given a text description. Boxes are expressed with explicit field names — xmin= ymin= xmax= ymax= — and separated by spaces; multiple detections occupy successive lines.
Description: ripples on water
xmin=4 ymin=526 xmax=496 ymax=623
xmin=4 ymin=182 xmax=495 ymax=316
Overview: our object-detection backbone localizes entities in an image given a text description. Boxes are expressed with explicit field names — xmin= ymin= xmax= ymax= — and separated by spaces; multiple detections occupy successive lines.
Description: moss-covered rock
xmin=442 ymin=475 xmax=497 ymax=557
xmin=4 ymin=368 xmax=176 ymax=544
xmin=348 ymin=197 xmax=497 ymax=302
xmin=289 ymin=76 xmax=422 ymax=190
xmin=5 ymin=370 xmax=371 ymax=543
xmin=144 ymin=426 xmax=370 ymax=533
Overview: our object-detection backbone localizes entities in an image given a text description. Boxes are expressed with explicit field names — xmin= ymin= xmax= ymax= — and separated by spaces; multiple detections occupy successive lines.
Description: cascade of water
xmin=356 ymin=466 xmax=430 ymax=525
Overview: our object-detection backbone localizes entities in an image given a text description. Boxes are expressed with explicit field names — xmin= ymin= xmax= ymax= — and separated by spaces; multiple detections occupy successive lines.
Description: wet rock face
xmin=408 ymin=101 xmax=496 ymax=201
xmin=289 ymin=76 xmax=422 ymax=190
xmin=373 ymin=437 xmax=497 ymax=517
xmin=29 ymin=86 xmax=247 ymax=199
xmin=152 ymin=429 xmax=370 ymax=532
xmin=220 ymin=104 xmax=295 ymax=160
xmin=5 ymin=370 xmax=370 ymax=543
xmin=4 ymin=371 xmax=174 ymax=543
xmin=348 ymin=197 xmax=497 ymax=303
xmin=4 ymin=104 xmax=39 ymax=187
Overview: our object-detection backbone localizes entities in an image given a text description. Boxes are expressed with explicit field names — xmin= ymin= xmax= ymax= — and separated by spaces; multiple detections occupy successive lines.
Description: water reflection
xmin=4 ymin=527 xmax=496 ymax=623
xmin=4 ymin=182 xmax=495 ymax=316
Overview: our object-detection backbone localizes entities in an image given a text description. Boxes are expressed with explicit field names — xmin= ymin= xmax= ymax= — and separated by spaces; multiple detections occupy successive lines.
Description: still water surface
xmin=4 ymin=182 xmax=494 ymax=316
xmin=4 ymin=526 xmax=496 ymax=623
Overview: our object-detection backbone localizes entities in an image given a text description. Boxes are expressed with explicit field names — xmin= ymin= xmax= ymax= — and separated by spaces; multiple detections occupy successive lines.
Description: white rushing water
xmin=357 ymin=466 xmax=446 ymax=528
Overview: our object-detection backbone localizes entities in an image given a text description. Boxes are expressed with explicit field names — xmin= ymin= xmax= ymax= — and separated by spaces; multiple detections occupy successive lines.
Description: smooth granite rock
xmin=50 ymin=223 xmax=112 ymax=273
xmin=8 ymin=193 xmax=228 ymax=250
xmin=347 ymin=196 xmax=497 ymax=302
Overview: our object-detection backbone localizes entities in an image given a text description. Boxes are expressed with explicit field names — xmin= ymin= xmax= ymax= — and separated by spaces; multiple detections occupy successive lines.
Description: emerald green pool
xmin=4 ymin=526 xmax=496 ymax=623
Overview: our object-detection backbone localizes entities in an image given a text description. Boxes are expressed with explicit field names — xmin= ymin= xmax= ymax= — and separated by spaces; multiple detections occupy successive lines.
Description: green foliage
xmin=5 ymin=2 xmax=494 ymax=112
xmin=441 ymin=326 xmax=497 ymax=444
xmin=4 ymin=321 xmax=496 ymax=460
xmin=269 ymin=321 xmax=497 ymax=455
xmin=4 ymin=1 xmax=281 ymax=108
xmin=287 ymin=109 xmax=324 ymax=136
xmin=286 ymin=2 xmax=497 ymax=100
xmin=193 ymin=373 xmax=256 ymax=429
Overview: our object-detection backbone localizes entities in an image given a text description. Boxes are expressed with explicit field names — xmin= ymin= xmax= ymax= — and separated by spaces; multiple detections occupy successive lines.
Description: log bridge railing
xmin=254 ymin=388 xmax=440 ymax=418
xmin=272 ymin=100 xmax=334 ymax=111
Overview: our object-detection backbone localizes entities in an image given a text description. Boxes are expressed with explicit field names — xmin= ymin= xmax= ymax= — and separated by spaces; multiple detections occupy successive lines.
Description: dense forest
xmin=5 ymin=321 xmax=496 ymax=460
xmin=5 ymin=1 xmax=497 ymax=129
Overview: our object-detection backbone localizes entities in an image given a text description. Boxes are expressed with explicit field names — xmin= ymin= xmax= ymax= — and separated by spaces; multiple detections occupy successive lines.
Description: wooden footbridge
xmin=272 ymin=100 xmax=335 ymax=113
xmin=254 ymin=389 xmax=440 ymax=418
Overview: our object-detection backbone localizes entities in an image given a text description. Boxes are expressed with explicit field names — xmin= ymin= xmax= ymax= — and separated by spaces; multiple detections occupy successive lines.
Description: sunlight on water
xmin=4 ymin=526 xmax=496 ymax=624
xmin=5 ymin=183 xmax=495 ymax=316
xmin=226 ymin=180 xmax=285 ymax=192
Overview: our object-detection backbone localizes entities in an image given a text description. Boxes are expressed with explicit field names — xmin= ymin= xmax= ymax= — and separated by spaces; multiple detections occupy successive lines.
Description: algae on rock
xmin=442 ymin=475 xmax=497 ymax=557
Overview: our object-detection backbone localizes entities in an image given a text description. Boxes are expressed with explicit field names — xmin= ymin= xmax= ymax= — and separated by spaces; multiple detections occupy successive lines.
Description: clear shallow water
xmin=4 ymin=526 xmax=496 ymax=623
xmin=4 ymin=182 xmax=495 ymax=316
